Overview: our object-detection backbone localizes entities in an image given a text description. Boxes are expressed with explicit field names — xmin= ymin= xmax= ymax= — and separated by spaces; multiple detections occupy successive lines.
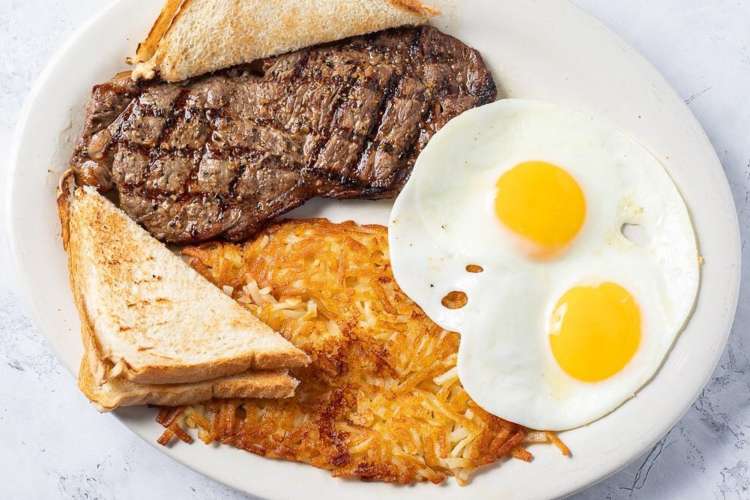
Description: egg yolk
xmin=495 ymin=161 xmax=586 ymax=259
xmin=548 ymin=282 xmax=641 ymax=382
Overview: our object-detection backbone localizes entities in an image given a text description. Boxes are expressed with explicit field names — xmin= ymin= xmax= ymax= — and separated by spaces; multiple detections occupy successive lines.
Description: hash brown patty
xmin=157 ymin=219 xmax=567 ymax=484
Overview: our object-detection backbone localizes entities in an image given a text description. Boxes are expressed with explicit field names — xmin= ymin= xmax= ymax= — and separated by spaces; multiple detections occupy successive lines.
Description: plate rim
xmin=5 ymin=0 xmax=742 ymax=498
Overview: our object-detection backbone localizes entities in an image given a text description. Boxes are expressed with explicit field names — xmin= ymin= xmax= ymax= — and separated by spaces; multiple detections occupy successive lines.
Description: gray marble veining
xmin=1 ymin=1 xmax=749 ymax=498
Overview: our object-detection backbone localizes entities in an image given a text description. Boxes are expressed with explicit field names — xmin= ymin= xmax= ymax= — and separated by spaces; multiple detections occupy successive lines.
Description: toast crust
xmin=133 ymin=0 xmax=186 ymax=68
xmin=132 ymin=0 xmax=438 ymax=81
xmin=388 ymin=0 xmax=439 ymax=16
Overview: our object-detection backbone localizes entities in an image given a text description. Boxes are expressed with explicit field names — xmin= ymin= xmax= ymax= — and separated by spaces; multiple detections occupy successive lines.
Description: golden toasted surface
xmin=133 ymin=0 xmax=437 ymax=81
xmin=158 ymin=219 xmax=567 ymax=484
xmin=57 ymin=180 xmax=308 ymax=388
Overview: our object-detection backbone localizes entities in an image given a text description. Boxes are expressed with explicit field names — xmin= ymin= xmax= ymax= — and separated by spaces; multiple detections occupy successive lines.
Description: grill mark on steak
xmin=70 ymin=26 xmax=497 ymax=243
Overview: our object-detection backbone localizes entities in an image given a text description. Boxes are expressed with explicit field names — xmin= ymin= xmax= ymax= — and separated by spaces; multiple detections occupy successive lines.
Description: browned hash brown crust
xmin=157 ymin=220 xmax=563 ymax=484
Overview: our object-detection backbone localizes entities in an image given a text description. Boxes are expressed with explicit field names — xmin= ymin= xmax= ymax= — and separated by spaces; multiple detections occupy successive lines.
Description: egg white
xmin=388 ymin=99 xmax=700 ymax=430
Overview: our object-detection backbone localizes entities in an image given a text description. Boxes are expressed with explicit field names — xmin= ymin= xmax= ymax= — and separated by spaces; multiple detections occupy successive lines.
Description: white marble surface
xmin=1 ymin=1 xmax=749 ymax=498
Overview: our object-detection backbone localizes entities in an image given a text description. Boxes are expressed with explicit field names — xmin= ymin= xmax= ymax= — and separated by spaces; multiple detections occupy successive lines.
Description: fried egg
xmin=388 ymin=99 xmax=699 ymax=430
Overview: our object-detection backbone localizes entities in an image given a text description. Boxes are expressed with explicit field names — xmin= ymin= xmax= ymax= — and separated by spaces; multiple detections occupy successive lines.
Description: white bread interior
xmin=133 ymin=0 xmax=438 ymax=81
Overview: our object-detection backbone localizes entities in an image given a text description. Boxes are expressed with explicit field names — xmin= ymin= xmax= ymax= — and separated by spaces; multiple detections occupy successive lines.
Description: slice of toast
xmin=57 ymin=174 xmax=309 ymax=386
xmin=78 ymin=323 xmax=298 ymax=412
xmin=78 ymin=326 xmax=299 ymax=411
xmin=79 ymin=358 xmax=298 ymax=412
xmin=132 ymin=0 xmax=438 ymax=81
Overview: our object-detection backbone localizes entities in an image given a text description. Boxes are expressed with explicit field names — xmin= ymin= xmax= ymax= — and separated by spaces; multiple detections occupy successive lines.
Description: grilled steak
xmin=71 ymin=26 xmax=496 ymax=243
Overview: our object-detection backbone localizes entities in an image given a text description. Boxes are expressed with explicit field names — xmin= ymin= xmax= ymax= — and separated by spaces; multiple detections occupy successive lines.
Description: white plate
xmin=6 ymin=0 xmax=741 ymax=498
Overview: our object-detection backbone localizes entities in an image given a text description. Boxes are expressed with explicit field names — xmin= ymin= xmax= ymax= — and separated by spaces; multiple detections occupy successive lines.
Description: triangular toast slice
xmin=133 ymin=0 xmax=438 ymax=81
xmin=58 ymin=175 xmax=308 ymax=386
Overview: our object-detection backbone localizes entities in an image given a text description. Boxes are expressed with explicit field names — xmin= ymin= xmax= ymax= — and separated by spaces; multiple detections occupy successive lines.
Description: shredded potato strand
xmin=159 ymin=220 xmax=568 ymax=484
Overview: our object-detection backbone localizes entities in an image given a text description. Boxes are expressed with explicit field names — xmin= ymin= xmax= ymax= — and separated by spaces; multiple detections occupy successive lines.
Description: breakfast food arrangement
xmin=49 ymin=0 xmax=706 ymax=493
